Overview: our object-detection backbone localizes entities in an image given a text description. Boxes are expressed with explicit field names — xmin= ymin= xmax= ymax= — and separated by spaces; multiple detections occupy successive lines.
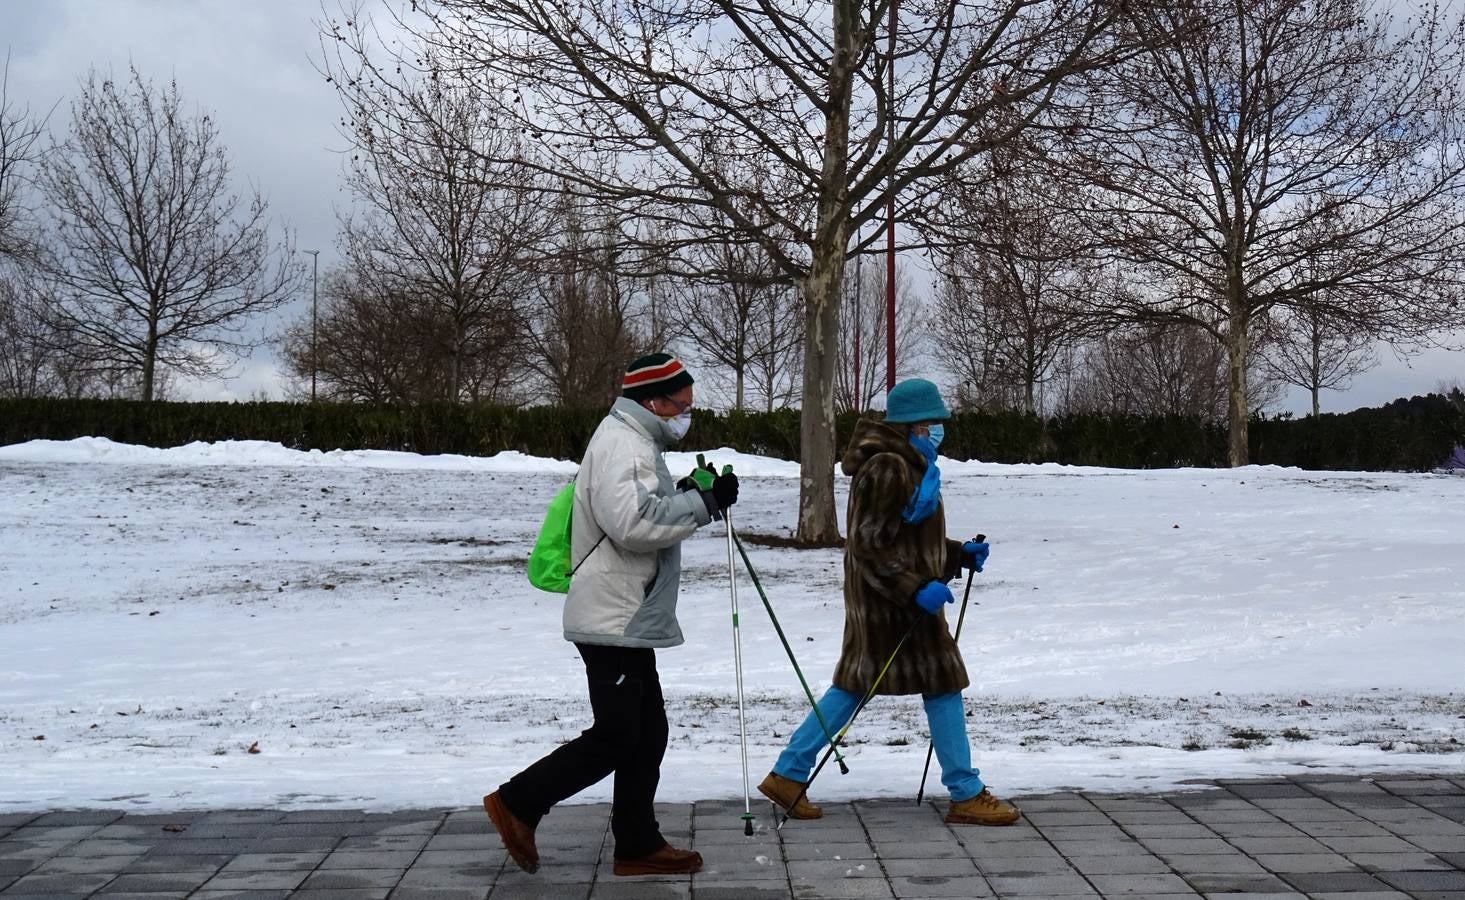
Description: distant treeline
xmin=1 ymin=393 xmax=1461 ymax=472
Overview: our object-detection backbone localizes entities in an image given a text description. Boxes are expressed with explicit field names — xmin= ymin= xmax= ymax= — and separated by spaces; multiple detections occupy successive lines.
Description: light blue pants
xmin=772 ymin=686 xmax=985 ymax=801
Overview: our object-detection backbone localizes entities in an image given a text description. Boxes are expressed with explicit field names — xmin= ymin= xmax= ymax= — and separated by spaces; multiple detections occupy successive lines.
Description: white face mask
xmin=664 ymin=411 xmax=692 ymax=440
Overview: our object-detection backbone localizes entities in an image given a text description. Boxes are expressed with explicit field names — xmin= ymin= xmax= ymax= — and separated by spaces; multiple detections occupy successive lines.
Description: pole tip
xmin=838 ymin=760 xmax=850 ymax=775
xmin=744 ymin=819 xmax=755 ymax=836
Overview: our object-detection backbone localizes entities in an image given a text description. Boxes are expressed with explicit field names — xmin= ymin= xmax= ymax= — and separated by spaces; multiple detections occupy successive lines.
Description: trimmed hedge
xmin=1 ymin=394 xmax=1460 ymax=471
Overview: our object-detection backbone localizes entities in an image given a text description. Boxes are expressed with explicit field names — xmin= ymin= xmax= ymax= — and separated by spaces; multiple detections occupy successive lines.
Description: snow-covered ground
xmin=1 ymin=436 xmax=1462 ymax=813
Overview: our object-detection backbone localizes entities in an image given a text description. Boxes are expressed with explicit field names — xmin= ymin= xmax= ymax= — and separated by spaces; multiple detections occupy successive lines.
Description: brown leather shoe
xmin=612 ymin=843 xmax=704 ymax=876
xmin=945 ymin=788 xmax=1021 ymax=826
xmin=757 ymin=772 xmax=822 ymax=819
xmin=483 ymin=791 xmax=539 ymax=873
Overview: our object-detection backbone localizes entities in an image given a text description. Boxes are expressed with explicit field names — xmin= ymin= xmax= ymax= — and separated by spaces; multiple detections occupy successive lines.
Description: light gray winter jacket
xmin=563 ymin=397 xmax=715 ymax=648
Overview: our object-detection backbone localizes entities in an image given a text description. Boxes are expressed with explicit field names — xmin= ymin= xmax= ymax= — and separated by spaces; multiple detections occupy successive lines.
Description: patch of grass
xmin=1229 ymin=727 xmax=1268 ymax=741
xmin=885 ymin=736 xmax=910 ymax=746
xmin=1181 ymin=736 xmax=1207 ymax=752
xmin=1281 ymin=727 xmax=1313 ymax=741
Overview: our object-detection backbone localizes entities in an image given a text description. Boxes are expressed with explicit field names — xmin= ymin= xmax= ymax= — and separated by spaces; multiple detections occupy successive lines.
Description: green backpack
xmin=527 ymin=479 xmax=604 ymax=593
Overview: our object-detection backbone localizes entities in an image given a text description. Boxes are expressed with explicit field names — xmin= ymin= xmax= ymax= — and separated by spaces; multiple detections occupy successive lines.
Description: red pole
xmin=886 ymin=0 xmax=898 ymax=391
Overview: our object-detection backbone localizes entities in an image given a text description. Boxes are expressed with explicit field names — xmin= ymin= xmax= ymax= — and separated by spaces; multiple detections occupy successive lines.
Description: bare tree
xmin=1 ymin=54 xmax=46 ymax=265
xmin=1056 ymin=320 xmax=1284 ymax=419
xmin=664 ymin=240 xmax=795 ymax=410
xmin=324 ymin=0 xmax=1139 ymax=542
xmin=1063 ymin=0 xmax=1465 ymax=464
xmin=926 ymin=140 xmax=1091 ymax=414
xmin=1259 ymin=306 xmax=1377 ymax=417
xmin=332 ymin=61 xmax=546 ymax=403
xmin=41 ymin=67 xmax=300 ymax=401
xmin=281 ymin=269 xmax=446 ymax=403
xmin=522 ymin=198 xmax=662 ymax=408
xmin=836 ymin=255 xmax=926 ymax=413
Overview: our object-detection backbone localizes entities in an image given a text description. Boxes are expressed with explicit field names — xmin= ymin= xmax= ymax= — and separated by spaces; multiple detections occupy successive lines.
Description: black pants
xmin=497 ymin=643 xmax=668 ymax=858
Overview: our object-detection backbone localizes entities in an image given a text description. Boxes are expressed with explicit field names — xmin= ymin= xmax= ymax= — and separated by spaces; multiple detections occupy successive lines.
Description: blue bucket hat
xmin=884 ymin=378 xmax=950 ymax=423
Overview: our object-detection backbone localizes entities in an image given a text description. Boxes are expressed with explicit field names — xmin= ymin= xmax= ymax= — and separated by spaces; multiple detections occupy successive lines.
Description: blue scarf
xmin=902 ymin=435 xmax=942 ymax=524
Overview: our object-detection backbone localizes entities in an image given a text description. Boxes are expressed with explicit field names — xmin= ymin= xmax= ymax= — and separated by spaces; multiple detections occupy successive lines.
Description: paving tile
xmin=1160 ymin=854 xmax=1269 ymax=875
xmin=587 ymin=882 xmax=688 ymax=899
xmin=1088 ymin=873 xmax=1195 ymax=894
xmin=1349 ymin=851 xmax=1454 ymax=871
xmin=1251 ymin=852 xmax=1360 ymax=873
xmin=57 ymin=841 xmax=157 ymax=858
xmin=1181 ymin=871 xmax=1295 ymax=893
xmin=1049 ymin=839 xmax=1151 ymax=858
xmin=394 ymin=866 xmax=498 ymax=889
xmin=241 ymin=837 xmax=342 ymax=856
xmin=0 ymin=872 xmax=115 ymax=894
xmin=1066 ymin=855 xmax=1173 ymax=875
xmin=27 ymin=813 xmax=121 ymax=828
xmin=411 ymin=849 xmax=501 ymax=868
xmin=689 ymin=883 xmax=792 ymax=900
xmin=786 ymin=858 xmax=883 ymax=879
xmin=1226 ymin=836 xmax=1329 ymax=855
xmin=121 ymin=853 xmax=232 ymax=874
xmin=7 ymin=828 xmax=101 ymax=845
xmin=0 ymin=860 xmax=39 ymax=878
xmin=422 ymin=835 xmax=493 ymax=852
xmin=885 ymin=873 xmax=994 ymax=897
xmin=1317 ymin=835 xmax=1421 ymax=854
xmin=101 ymin=872 xmax=218 ymax=892
xmin=1374 ymin=869 xmax=1465 ymax=891
xmin=389 ymin=890 xmax=489 ymax=900
xmin=1141 ymin=839 xmax=1237 ymax=856
xmin=318 ymin=850 xmax=419 ymax=870
xmin=867 ymin=841 xmax=966 ymax=860
xmin=984 ymin=873 xmax=1097 ymax=895
xmin=975 ymin=854 xmax=1078 ymax=876
xmin=217 ymin=852 xmax=328 ymax=872
xmin=787 ymin=876 xmax=895 ymax=898
xmin=290 ymin=891 xmax=390 ymax=900
xmin=1278 ymin=871 xmax=1392 ymax=892
xmin=1122 ymin=824 xmax=1220 ymax=840
xmin=777 ymin=842 xmax=862 ymax=862
xmin=297 ymin=868 xmax=404 ymax=890
xmin=875 ymin=857 xmax=978 ymax=878
xmin=28 ymin=855 xmax=140 ymax=876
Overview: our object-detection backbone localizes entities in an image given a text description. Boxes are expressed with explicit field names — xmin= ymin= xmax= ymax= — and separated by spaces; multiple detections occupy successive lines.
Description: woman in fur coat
xmin=757 ymin=378 xmax=1020 ymax=826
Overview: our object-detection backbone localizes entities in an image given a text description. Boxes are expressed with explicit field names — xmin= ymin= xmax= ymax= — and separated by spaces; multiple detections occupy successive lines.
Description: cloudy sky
xmin=1 ymin=0 xmax=1460 ymax=412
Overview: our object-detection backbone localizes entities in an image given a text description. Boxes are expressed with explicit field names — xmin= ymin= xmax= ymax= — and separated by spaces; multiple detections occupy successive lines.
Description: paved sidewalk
xmin=2 ymin=774 xmax=1463 ymax=899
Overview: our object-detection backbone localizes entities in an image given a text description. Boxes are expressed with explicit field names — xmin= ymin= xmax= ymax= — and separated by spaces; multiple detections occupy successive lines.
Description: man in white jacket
xmin=484 ymin=353 xmax=738 ymax=878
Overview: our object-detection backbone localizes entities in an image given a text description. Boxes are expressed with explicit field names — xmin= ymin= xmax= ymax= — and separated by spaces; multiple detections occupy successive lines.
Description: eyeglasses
xmin=656 ymin=395 xmax=694 ymax=414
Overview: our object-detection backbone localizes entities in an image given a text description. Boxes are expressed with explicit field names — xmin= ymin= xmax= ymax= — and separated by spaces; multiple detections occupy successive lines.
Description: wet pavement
xmin=2 ymin=773 xmax=1463 ymax=899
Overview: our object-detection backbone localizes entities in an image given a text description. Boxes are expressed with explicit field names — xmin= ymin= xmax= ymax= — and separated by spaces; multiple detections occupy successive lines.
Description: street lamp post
xmin=303 ymin=249 xmax=320 ymax=403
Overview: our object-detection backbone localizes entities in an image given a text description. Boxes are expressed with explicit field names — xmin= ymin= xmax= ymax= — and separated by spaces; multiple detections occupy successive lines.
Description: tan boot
xmin=757 ymin=772 xmax=822 ymax=820
xmin=945 ymin=788 xmax=1021 ymax=826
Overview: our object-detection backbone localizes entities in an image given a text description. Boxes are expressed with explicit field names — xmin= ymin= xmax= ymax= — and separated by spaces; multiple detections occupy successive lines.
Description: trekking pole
xmin=916 ymin=534 xmax=984 ymax=805
xmin=722 ymin=478 xmax=757 ymax=836
xmin=731 ymin=531 xmax=849 ymax=775
xmin=776 ymin=616 xmax=922 ymax=830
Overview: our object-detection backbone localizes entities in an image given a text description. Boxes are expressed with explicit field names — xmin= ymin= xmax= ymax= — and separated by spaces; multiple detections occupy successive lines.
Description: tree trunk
xmin=795 ymin=0 xmax=859 ymax=546
xmin=798 ymin=247 xmax=846 ymax=545
xmin=1225 ymin=309 xmax=1250 ymax=466
xmin=142 ymin=324 xmax=158 ymax=402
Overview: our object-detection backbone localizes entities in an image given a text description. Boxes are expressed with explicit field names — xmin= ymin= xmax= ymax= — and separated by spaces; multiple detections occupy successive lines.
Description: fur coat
xmin=831 ymin=418 xmax=969 ymax=697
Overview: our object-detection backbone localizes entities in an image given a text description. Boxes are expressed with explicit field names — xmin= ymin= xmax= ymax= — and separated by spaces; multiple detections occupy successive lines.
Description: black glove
xmin=711 ymin=469 xmax=739 ymax=511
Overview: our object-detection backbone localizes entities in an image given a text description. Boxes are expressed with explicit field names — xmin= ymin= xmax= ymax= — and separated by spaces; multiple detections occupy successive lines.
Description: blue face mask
xmin=926 ymin=424 xmax=944 ymax=450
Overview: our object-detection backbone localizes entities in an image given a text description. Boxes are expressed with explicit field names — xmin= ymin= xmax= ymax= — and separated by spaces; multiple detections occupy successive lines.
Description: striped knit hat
xmin=622 ymin=353 xmax=694 ymax=401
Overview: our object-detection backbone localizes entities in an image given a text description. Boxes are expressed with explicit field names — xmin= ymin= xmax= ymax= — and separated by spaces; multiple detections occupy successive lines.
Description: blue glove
xmin=962 ymin=541 xmax=990 ymax=573
xmin=914 ymin=580 xmax=954 ymax=615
